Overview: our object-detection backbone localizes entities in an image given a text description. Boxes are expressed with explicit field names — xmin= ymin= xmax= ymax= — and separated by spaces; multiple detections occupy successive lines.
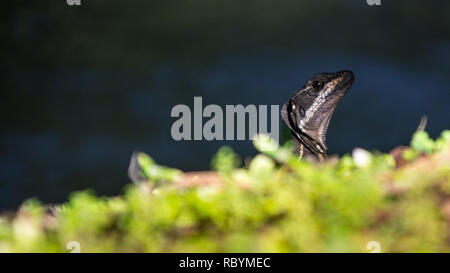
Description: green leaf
xmin=410 ymin=130 xmax=435 ymax=154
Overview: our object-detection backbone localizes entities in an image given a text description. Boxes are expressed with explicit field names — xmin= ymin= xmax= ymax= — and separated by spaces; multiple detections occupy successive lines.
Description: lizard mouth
xmin=336 ymin=70 xmax=355 ymax=92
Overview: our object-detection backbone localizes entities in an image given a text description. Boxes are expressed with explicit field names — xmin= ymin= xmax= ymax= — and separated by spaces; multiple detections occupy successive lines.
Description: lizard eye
xmin=312 ymin=81 xmax=324 ymax=91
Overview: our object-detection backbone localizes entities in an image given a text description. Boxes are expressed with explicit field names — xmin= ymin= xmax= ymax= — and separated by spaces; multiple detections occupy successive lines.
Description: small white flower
xmin=253 ymin=134 xmax=279 ymax=152
xmin=352 ymin=148 xmax=372 ymax=168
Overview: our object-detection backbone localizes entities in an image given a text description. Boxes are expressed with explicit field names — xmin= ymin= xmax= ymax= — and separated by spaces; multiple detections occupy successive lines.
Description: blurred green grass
xmin=0 ymin=130 xmax=449 ymax=253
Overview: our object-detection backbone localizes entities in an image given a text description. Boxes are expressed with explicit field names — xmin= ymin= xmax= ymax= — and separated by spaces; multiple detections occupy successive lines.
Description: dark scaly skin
xmin=281 ymin=70 xmax=355 ymax=162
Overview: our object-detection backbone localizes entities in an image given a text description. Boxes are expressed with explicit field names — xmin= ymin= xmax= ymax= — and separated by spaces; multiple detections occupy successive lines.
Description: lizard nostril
xmin=338 ymin=70 xmax=354 ymax=79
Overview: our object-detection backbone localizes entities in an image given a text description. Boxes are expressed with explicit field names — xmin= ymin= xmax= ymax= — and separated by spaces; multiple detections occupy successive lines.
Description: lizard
xmin=281 ymin=70 xmax=355 ymax=162
xmin=128 ymin=70 xmax=354 ymax=184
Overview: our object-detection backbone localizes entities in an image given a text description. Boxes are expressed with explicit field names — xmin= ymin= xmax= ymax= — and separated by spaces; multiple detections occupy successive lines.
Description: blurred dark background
xmin=1 ymin=0 xmax=449 ymax=209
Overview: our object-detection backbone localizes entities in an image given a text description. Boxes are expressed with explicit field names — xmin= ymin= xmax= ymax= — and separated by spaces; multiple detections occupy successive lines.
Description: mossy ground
xmin=1 ymin=130 xmax=449 ymax=253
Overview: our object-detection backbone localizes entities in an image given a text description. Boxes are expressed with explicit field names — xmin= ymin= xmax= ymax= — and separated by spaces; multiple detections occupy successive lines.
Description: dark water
xmin=1 ymin=1 xmax=449 ymax=208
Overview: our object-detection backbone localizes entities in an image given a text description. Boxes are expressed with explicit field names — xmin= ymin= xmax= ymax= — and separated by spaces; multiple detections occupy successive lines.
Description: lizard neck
xmin=291 ymin=133 xmax=327 ymax=162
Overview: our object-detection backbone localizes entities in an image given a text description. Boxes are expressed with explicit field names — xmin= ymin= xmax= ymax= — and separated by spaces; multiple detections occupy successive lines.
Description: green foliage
xmin=211 ymin=146 xmax=241 ymax=174
xmin=411 ymin=130 xmax=450 ymax=155
xmin=411 ymin=131 xmax=435 ymax=154
xmin=137 ymin=153 xmax=182 ymax=183
xmin=1 ymin=130 xmax=449 ymax=253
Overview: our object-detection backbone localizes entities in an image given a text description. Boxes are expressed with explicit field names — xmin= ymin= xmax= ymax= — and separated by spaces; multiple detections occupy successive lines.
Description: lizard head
xmin=281 ymin=70 xmax=354 ymax=156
